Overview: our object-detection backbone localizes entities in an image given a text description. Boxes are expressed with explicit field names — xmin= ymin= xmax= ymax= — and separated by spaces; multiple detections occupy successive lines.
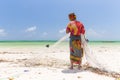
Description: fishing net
xmin=52 ymin=34 xmax=120 ymax=77
xmin=81 ymin=34 xmax=120 ymax=74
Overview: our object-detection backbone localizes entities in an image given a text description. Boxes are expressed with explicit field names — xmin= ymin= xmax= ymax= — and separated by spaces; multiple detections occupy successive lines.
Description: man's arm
xmin=81 ymin=24 xmax=85 ymax=34
xmin=66 ymin=29 xmax=70 ymax=34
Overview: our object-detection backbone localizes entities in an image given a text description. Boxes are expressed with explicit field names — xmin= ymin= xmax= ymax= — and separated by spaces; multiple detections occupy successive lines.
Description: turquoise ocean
xmin=0 ymin=41 xmax=120 ymax=48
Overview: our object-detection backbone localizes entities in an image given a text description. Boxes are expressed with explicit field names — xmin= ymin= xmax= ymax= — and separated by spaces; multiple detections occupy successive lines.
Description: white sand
xmin=0 ymin=45 xmax=120 ymax=80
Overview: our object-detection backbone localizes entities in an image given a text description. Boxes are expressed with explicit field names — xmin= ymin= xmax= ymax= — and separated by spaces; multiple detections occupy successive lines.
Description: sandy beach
xmin=0 ymin=43 xmax=120 ymax=80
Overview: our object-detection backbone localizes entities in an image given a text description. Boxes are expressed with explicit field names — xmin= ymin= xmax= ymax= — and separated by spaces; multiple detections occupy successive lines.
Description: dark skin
xmin=66 ymin=15 xmax=75 ymax=34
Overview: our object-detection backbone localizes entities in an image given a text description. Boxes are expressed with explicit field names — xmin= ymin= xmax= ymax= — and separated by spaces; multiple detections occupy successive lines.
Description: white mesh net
xmin=52 ymin=34 xmax=120 ymax=77
xmin=81 ymin=34 xmax=120 ymax=74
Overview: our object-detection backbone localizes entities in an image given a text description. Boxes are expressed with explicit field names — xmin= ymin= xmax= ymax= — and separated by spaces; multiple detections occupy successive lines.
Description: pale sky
xmin=0 ymin=0 xmax=120 ymax=41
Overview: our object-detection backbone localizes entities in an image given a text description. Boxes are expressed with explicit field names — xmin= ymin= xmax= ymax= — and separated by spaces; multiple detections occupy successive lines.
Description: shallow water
xmin=0 ymin=41 xmax=120 ymax=47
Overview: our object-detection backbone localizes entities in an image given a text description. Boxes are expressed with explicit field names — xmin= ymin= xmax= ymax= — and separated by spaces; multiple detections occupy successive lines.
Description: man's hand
xmin=66 ymin=30 xmax=70 ymax=34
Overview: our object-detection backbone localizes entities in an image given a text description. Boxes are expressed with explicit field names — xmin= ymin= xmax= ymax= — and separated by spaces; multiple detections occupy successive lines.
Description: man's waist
xmin=70 ymin=34 xmax=81 ymax=37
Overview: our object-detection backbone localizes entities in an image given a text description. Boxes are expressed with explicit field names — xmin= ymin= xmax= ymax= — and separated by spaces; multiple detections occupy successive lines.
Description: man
xmin=66 ymin=13 xmax=85 ymax=69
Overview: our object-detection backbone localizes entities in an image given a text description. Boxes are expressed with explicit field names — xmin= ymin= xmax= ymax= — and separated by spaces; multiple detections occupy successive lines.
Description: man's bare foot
xmin=78 ymin=65 xmax=82 ymax=70
xmin=69 ymin=66 xmax=73 ymax=69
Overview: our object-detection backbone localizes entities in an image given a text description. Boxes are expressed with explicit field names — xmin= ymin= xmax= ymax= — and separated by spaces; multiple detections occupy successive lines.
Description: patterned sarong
xmin=70 ymin=35 xmax=83 ymax=64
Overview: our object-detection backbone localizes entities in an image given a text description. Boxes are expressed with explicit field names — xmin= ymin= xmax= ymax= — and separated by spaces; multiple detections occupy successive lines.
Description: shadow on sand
xmin=62 ymin=68 xmax=84 ymax=74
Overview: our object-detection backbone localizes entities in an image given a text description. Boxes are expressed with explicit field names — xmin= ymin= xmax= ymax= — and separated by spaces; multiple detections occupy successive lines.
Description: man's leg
xmin=69 ymin=60 xmax=73 ymax=69
xmin=78 ymin=59 xmax=82 ymax=69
